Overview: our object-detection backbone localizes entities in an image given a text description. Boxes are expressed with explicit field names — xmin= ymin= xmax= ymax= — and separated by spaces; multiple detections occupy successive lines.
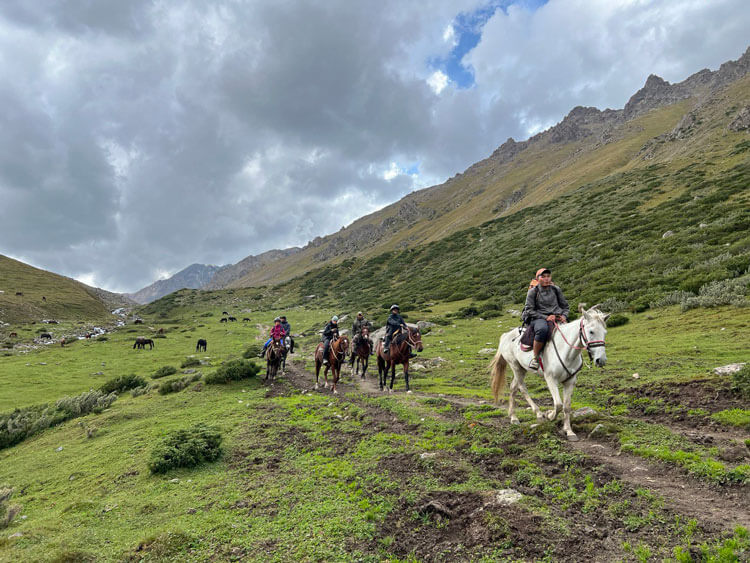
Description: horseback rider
xmin=349 ymin=311 xmax=374 ymax=364
xmin=383 ymin=304 xmax=416 ymax=357
xmin=279 ymin=315 xmax=294 ymax=354
xmin=525 ymin=268 xmax=569 ymax=370
xmin=261 ymin=317 xmax=287 ymax=357
xmin=321 ymin=315 xmax=339 ymax=366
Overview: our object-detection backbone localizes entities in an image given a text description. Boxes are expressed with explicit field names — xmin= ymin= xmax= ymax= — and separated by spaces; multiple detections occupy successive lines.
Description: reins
xmin=550 ymin=318 xmax=606 ymax=383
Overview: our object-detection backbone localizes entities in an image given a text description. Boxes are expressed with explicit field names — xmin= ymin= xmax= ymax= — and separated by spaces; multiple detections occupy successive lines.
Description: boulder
xmin=713 ymin=363 xmax=746 ymax=376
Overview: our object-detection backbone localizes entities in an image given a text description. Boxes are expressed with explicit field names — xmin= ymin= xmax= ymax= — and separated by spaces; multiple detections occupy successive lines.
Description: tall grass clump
xmin=148 ymin=424 xmax=223 ymax=474
xmin=731 ymin=365 xmax=750 ymax=399
xmin=157 ymin=374 xmax=202 ymax=395
xmin=180 ymin=357 xmax=201 ymax=368
xmin=243 ymin=344 xmax=262 ymax=359
xmin=0 ymin=390 xmax=117 ymax=450
xmin=99 ymin=374 xmax=147 ymax=394
xmin=205 ymin=360 xmax=259 ymax=384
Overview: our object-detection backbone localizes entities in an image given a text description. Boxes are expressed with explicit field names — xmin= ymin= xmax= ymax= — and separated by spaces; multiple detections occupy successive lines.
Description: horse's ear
xmin=578 ymin=303 xmax=587 ymax=313
xmin=591 ymin=303 xmax=601 ymax=311
xmin=603 ymin=313 xmax=611 ymax=322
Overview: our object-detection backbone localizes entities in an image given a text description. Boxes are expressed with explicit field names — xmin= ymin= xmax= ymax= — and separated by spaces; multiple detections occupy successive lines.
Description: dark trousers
xmin=322 ymin=338 xmax=331 ymax=361
xmin=531 ymin=319 xmax=555 ymax=343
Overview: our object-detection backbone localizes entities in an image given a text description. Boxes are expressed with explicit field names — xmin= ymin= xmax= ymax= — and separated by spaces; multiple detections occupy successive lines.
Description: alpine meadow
xmin=1 ymin=44 xmax=750 ymax=563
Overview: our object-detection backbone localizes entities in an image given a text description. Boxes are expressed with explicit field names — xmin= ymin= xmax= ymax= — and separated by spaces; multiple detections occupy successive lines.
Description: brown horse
xmin=314 ymin=335 xmax=349 ymax=394
xmin=265 ymin=337 xmax=284 ymax=382
xmin=133 ymin=337 xmax=154 ymax=349
xmin=375 ymin=326 xmax=423 ymax=393
xmin=351 ymin=326 xmax=372 ymax=379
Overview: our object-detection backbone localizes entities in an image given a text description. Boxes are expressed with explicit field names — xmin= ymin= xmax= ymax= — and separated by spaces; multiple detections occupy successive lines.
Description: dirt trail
xmin=279 ymin=359 xmax=749 ymax=533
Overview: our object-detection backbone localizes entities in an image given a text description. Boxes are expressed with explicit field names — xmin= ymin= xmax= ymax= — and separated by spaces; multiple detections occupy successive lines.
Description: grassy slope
xmin=0 ymin=295 xmax=748 ymax=561
xmin=229 ymin=77 xmax=749 ymax=288
xmin=0 ymin=255 xmax=114 ymax=325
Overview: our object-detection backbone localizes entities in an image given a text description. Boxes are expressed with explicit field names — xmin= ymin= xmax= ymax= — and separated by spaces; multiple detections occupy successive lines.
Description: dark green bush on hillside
xmin=181 ymin=357 xmax=201 ymax=368
xmin=99 ymin=374 xmax=147 ymax=394
xmin=205 ymin=360 xmax=259 ymax=384
xmin=148 ymin=424 xmax=222 ymax=474
xmin=606 ymin=314 xmax=630 ymax=328
xmin=157 ymin=374 xmax=202 ymax=395
xmin=152 ymin=366 xmax=178 ymax=379
xmin=243 ymin=344 xmax=262 ymax=359
xmin=731 ymin=365 xmax=750 ymax=400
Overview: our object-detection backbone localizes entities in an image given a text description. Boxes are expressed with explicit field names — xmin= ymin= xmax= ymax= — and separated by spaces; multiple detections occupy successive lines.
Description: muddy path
xmin=276 ymin=359 xmax=750 ymax=534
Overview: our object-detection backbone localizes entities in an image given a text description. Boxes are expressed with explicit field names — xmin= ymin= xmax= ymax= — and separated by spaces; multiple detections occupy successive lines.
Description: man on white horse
xmin=525 ymin=268 xmax=570 ymax=370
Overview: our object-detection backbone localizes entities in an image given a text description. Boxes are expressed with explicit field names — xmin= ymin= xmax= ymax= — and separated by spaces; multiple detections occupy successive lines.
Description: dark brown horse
xmin=376 ymin=325 xmax=423 ymax=393
xmin=314 ymin=335 xmax=349 ymax=394
xmin=196 ymin=338 xmax=207 ymax=352
xmin=133 ymin=337 xmax=154 ymax=349
xmin=265 ymin=337 xmax=284 ymax=382
xmin=351 ymin=326 xmax=372 ymax=379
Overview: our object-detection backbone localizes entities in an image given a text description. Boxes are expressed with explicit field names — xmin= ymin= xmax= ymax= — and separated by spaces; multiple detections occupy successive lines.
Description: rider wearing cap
xmin=279 ymin=315 xmax=294 ymax=354
xmin=321 ymin=315 xmax=340 ymax=366
xmin=383 ymin=304 xmax=409 ymax=356
xmin=349 ymin=311 xmax=374 ymax=364
xmin=526 ymin=268 xmax=569 ymax=370
xmin=261 ymin=317 xmax=287 ymax=356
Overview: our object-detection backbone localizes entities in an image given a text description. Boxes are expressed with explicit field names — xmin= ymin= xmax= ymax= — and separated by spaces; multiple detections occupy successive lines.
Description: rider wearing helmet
xmin=261 ymin=317 xmax=287 ymax=356
xmin=525 ymin=268 xmax=569 ymax=370
xmin=279 ymin=315 xmax=294 ymax=353
xmin=349 ymin=311 xmax=374 ymax=365
xmin=321 ymin=315 xmax=340 ymax=366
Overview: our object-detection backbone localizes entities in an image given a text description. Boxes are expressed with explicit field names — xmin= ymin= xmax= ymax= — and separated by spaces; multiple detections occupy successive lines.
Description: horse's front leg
xmin=362 ymin=356 xmax=368 ymax=379
xmin=543 ymin=374 xmax=563 ymax=422
xmin=562 ymin=377 xmax=578 ymax=441
xmin=314 ymin=362 xmax=320 ymax=390
xmin=514 ymin=363 xmax=544 ymax=421
xmin=332 ymin=366 xmax=339 ymax=394
xmin=389 ymin=361 xmax=396 ymax=393
xmin=404 ymin=364 xmax=410 ymax=393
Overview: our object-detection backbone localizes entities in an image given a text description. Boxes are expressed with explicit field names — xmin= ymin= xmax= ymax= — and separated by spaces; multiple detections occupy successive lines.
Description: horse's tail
xmin=489 ymin=345 xmax=507 ymax=405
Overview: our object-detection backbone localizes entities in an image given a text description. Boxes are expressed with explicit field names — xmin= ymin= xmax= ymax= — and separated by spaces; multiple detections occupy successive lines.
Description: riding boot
xmin=529 ymin=340 xmax=544 ymax=370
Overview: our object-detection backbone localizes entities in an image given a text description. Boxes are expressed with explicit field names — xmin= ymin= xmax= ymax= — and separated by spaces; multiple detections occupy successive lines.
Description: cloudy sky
xmin=1 ymin=0 xmax=748 ymax=293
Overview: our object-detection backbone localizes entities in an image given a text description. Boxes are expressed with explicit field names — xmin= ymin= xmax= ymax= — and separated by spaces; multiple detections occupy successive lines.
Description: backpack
xmin=520 ymin=283 xmax=563 ymax=325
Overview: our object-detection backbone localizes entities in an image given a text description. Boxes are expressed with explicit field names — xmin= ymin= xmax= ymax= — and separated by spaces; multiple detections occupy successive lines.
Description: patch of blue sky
xmin=432 ymin=0 xmax=547 ymax=89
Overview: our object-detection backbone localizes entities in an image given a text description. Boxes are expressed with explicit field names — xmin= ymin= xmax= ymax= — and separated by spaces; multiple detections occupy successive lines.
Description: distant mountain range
xmin=127 ymin=263 xmax=228 ymax=304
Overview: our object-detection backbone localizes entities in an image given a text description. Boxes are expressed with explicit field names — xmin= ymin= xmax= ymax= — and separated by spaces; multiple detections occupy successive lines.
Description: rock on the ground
xmin=662 ymin=230 xmax=674 ymax=238
xmin=420 ymin=452 xmax=437 ymax=459
xmin=588 ymin=423 xmax=606 ymax=439
xmin=492 ymin=489 xmax=523 ymax=506
xmin=713 ymin=363 xmax=746 ymax=376
xmin=572 ymin=407 xmax=597 ymax=418
xmin=478 ymin=348 xmax=496 ymax=355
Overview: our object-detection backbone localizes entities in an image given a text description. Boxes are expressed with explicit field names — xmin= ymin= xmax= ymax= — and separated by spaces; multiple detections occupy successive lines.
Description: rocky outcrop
xmin=729 ymin=106 xmax=750 ymax=131
xmin=205 ymin=249 xmax=300 ymax=289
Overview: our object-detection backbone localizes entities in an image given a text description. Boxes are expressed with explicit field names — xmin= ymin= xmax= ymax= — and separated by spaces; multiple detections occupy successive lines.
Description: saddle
xmin=518 ymin=321 xmax=555 ymax=352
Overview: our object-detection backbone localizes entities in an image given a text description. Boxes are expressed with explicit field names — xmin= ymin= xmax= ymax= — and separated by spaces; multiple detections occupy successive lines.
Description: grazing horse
xmin=265 ymin=337 xmax=284 ymax=382
xmin=220 ymin=318 xmax=228 ymax=323
xmin=228 ymin=316 xmax=237 ymax=322
xmin=314 ymin=335 xmax=349 ymax=394
xmin=9 ymin=332 xmax=17 ymax=338
xmin=351 ymin=326 xmax=372 ymax=379
xmin=196 ymin=338 xmax=207 ymax=352
xmin=133 ymin=337 xmax=154 ymax=350
xmin=489 ymin=305 xmax=609 ymax=441
xmin=222 ymin=311 xmax=229 ymax=315
xmin=375 ymin=325 xmax=423 ymax=393
xmin=242 ymin=318 xmax=251 ymax=322
xmin=40 ymin=333 xmax=52 ymax=340
xmin=134 ymin=319 xmax=143 ymax=324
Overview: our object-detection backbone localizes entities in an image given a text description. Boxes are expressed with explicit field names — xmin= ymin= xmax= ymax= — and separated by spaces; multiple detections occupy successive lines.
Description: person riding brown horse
xmin=265 ymin=336 xmax=284 ymax=382
xmin=376 ymin=324 xmax=423 ymax=392
xmin=314 ymin=334 xmax=349 ymax=394
xmin=350 ymin=325 xmax=371 ymax=378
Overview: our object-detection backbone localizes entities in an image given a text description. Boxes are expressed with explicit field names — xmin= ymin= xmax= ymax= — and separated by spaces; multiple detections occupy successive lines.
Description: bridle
xmin=550 ymin=317 xmax=606 ymax=382
xmin=330 ymin=335 xmax=349 ymax=363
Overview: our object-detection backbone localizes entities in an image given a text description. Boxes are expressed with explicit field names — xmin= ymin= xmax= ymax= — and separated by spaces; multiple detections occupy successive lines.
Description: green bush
xmin=243 ymin=344 xmax=262 ymax=359
xmin=157 ymin=374 xmax=202 ymax=395
xmin=606 ymin=314 xmax=630 ymax=328
xmin=152 ymin=366 xmax=178 ymax=379
xmin=99 ymin=374 xmax=146 ymax=394
xmin=148 ymin=423 xmax=222 ymax=474
xmin=731 ymin=365 xmax=750 ymax=399
xmin=0 ymin=486 xmax=22 ymax=529
xmin=205 ymin=360 xmax=259 ymax=384
xmin=180 ymin=357 xmax=201 ymax=368
xmin=0 ymin=390 xmax=117 ymax=450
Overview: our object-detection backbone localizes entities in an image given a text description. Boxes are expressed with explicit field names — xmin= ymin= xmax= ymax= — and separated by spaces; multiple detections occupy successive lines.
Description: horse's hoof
xmin=388 ymin=388 xmax=393 ymax=394
xmin=333 ymin=389 xmax=338 ymax=395
xmin=314 ymin=384 xmax=318 ymax=390
xmin=566 ymin=434 xmax=579 ymax=442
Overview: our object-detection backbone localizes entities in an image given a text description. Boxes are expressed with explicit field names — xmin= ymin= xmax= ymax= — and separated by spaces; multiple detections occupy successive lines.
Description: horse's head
xmin=338 ymin=334 xmax=349 ymax=355
xmin=579 ymin=305 xmax=609 ymax=367
xmin=361 ymin=327 xmax=369 ymax=338
xmin=408 ymin=326 xmax=423 ymax=353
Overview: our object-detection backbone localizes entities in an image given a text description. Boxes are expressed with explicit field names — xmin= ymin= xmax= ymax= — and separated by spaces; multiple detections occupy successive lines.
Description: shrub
xmin=148 ymin=423 xmax=223 ymax=474
xmin=157 ymin=374 xmax=202 ymax=395
xmin=152 ymin=366 xmax=178 ymax=379
xmin=731 ymin=365 xmax=750 ymax=399
xmin=650 ymin=291 xmax=694 ymax=308
xmin=131 ymin=385 xmax=151 ymax=398
xmin=606 ymin=314 xmax=630 ymax=328
xmin=600 ymin=297 xmax=630 ymax=313
xmin=204 ymin=360 xmax=259 ymax=384
xmin=0 ymin=390 xmax=117 ymax=450
xmin=180 ymin=357 xmax=201 ymax=368
xmin=99 ymin=374 xmax=147 ymax=394
xmin=243 ymin=344 xmax=262 ymax=359
xmin=681 ymin=276 xmax=750 ymax=311
xmin=96 ymin=336 xmax=108 ymax=342
xmin=0 ymin=486 xmax=22 ymax=529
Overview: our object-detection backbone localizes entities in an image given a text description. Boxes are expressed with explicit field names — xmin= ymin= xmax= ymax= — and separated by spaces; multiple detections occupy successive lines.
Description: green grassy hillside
xmin=0 ymin=255 xmax=118 ymax=325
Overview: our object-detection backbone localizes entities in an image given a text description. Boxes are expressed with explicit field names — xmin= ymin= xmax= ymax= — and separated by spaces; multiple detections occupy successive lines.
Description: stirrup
xmin=528 ymin=356 xmax=539 ymax=370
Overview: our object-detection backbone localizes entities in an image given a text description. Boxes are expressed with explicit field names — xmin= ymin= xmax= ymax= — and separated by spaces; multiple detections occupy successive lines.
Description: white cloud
xmin=383 ymin=161 xmax=401 ymax=181
xmin=427 ymin=69 xmax=450 ymax=94
xmin=442 ymin=24 xmax=456 ymax=46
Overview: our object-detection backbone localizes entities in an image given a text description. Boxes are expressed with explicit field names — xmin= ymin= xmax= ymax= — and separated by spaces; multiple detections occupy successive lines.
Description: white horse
xmin=489 ymin=305 xmax=609 ymax=441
